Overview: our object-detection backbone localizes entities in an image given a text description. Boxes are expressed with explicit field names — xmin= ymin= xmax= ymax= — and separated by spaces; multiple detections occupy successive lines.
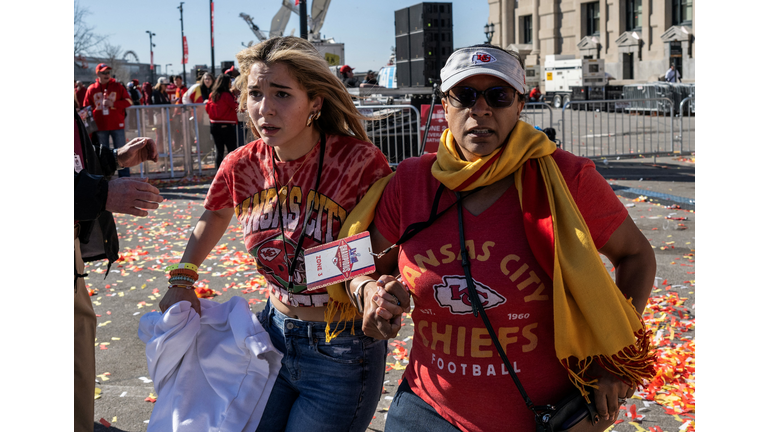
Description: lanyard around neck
xmin=271 ymin=134 xmax=326 ymax=294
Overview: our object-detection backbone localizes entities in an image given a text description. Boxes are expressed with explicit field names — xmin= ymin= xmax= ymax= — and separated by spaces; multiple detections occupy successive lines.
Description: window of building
xmin=672 ymin=0 xmax=693 ymax=26
xmin=625 ymin=0 xmax=641 ymax=31
xmin=522 ymin=15 xmax=532 ymax=44
xmin=586 ymin=2 xmax=600 ymax=36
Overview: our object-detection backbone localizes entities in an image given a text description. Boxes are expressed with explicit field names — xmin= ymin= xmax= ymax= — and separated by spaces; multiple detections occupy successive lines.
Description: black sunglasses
xmin=447 ymin=86 xmax=518 ymax=109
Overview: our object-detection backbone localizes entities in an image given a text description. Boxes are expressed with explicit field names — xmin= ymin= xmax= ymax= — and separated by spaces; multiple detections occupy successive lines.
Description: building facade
xmin=74 ymin=56 xmax=159 ymax=87
xmin=486 ymin=0 xmax=694 ymax=85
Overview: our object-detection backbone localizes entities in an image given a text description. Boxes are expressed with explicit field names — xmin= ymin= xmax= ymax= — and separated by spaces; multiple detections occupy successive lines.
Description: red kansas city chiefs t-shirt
xmin=373 ymin=149 xmax=628 ymax=432
xmin=205 ymin=135 xmax=391 ymax=307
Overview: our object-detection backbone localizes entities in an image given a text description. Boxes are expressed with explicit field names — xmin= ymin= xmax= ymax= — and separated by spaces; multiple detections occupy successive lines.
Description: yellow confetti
xmin=112 ymin=416 xmax=117 ymax=423
xmin=118 ymin=292 xmax=125 ymax=297
xmin=627 ymin=422 xmax=647 ymax=431
xmin=100 ymin=342 xmax=110 ymax=346
xmin=141 ymin=284 xmax=147 ymax=289
xmin=130 ymin=286 xmax=136 ymax=290
xmin=97 ymin=321 xmax=112 ymax=327
xmin=111 ymin=337 xmax=121 ymax=340
xmin=96 ymin=373 xmax=110 ymax=381
xmin=389 ymin=361 xmax=407 ymax=370
xmin=94 ymin=388 xmax=102 ymax=400
xmin=92 ymin=301 xmax=101 ymax=306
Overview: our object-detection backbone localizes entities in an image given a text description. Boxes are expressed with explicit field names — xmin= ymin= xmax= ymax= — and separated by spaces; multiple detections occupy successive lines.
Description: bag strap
xmin=455 ymin=192 xmax=554 ymax=418
xmin=374 ymin=183 xmax=483 ymax=258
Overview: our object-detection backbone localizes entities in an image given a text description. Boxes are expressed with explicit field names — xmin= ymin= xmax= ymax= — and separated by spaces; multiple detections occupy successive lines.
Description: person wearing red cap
xmin=224 ymin=65 xmax=240 ymax=78
xmin=83 ymin=63 xmax=134 ymax=176
xmin=340 ymin=64 xmax=358 ymax=88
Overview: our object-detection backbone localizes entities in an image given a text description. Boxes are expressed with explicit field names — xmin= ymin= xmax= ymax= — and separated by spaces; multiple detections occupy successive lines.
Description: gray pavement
xmin=88 ymin=154 xmax=695 ymax=432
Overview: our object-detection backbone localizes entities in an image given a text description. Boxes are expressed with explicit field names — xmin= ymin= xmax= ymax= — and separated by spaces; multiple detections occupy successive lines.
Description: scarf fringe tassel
xmin=324 ymin=300 xmax=358 ymax=343
xmin=562 ymin=324 xmax=657 ymax=404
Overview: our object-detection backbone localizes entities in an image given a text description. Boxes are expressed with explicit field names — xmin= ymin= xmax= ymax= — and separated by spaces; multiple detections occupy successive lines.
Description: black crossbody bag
xmin=453 ymin=191 xmax=601 ymax=432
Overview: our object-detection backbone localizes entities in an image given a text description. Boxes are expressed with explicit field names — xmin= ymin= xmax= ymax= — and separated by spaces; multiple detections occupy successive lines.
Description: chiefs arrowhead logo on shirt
xmin=434 ymin=275 xmax=506 ymax=314
xmin=471 ymin=52 xmax=497 ymax=65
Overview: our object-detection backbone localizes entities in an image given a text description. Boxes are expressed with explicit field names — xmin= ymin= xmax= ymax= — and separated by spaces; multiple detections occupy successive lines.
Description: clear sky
xmin=78 ymin=0 xmax=491 ymax=76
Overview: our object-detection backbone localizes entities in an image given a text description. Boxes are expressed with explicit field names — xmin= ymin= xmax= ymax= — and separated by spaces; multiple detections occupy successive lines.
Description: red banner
xmin=420 ymin=105 xmax=447 ymax=154
xmin=150 ymin=52 xmax=154 ymax=70
xmin=210 ymin=2 xmax=214 ymax=47
xmin=182 ymin=36 xmax=189 ymax=64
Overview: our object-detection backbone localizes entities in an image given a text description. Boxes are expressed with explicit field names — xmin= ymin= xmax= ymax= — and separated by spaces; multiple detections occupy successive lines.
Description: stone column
xmin=501 ymin=0 xmax=510 ymax=48
xmin=599 ymin=0 xmax=607 ymax=58
xmin=532 ymin=0 xmax=540 ymax=61
xmin=642 ymin=0 xmax=650 ymax=61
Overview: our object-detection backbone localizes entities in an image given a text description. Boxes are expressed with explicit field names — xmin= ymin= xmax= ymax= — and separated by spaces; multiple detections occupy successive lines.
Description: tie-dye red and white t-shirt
xmin=205 ymin=134 xmax=392 ymax=307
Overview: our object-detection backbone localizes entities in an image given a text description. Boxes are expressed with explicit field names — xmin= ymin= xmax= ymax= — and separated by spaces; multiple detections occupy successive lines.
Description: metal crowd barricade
xmin=677 ymin=95 xmax=695 ymax=150
xmin=522 ymin=102 xmax=555 ymax=130
xmin=561 ymin=98 xmax=694 ymax=158
xmin=357 ymin=105 xmax=422 ymax=167
xmin=124 ymin=103 xmax=221 ymax=179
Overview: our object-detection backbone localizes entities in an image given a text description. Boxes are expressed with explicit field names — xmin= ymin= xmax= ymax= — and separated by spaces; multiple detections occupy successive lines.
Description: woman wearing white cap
xmin=340 ymin=44 xmax=657 ymax=431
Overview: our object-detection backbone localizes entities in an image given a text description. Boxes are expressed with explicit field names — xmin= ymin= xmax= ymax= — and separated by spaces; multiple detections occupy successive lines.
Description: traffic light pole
xmin=299 ymin=0 xmax=308 ymax=39
xmin=179 ymin=2 xmax=186 ymax=87
xmin=210 ymin=0 xmax=215 ymax=75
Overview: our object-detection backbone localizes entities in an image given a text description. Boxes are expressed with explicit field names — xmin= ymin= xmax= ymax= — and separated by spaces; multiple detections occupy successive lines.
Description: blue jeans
xmin=95 ymin=129 xmax=129 ymax=177
xmin=385 ymin=378 xmax=460 ymax=432
xmin=256 ymin=300 xmax=387 ymax=432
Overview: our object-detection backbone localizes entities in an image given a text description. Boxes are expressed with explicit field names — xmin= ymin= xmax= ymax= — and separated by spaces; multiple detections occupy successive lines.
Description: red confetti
xmin=99 ymin=418 xmax=111 ymax=427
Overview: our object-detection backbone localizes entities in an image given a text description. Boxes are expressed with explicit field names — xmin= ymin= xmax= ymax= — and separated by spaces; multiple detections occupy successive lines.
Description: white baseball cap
xmin=440 ymin=45 xmax=525 ymax=95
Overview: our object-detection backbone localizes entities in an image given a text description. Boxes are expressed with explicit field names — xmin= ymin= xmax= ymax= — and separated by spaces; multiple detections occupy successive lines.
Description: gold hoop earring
xmin=306 ymin=111 xmax=321 ymax=127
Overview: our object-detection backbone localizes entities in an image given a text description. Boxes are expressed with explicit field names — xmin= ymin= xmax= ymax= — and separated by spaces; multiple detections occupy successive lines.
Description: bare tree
xmin=99 ymin=43 xmax=131 ymax=84
xmin=74 ymin=1 xmax=105 ymax=56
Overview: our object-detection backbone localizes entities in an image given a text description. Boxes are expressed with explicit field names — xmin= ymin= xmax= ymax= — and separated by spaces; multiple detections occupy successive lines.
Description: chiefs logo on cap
xmin=471 ymin=52 xmax=497 ymax=65
xmin=433 ymin=275 xmax=506 ymax=314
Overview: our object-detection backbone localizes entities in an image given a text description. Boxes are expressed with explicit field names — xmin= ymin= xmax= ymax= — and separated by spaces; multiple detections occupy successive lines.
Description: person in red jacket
xmin=83 ymin=64 xmax=134 ymax=176
xmin=141 ymin=82 xmax=153 ymax=106
xmin=529 ymin=86 xmax=542 ymax=102
xmin=205 ymin=74 xmax=239 ymax=168
xmin=75 ymin=81 xmax=87 ymax=108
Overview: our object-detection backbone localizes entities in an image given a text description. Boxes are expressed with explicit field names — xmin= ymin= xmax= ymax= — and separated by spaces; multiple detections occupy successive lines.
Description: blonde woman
xmin=158 ymin=37 xmax=392 ymax=431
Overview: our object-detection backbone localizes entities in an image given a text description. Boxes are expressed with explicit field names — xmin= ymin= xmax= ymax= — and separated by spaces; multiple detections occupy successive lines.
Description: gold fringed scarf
xmin=325 ymin=122 xmax=656 ymax=397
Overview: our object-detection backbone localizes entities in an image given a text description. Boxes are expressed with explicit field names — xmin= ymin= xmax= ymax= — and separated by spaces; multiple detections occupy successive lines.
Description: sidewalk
xmin=594 ymin=154 xmax=695 ymax=210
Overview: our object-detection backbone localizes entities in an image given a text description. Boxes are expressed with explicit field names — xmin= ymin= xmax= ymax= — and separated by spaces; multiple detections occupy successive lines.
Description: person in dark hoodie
xmin=74 ymin=110 xmax=162 ymax=432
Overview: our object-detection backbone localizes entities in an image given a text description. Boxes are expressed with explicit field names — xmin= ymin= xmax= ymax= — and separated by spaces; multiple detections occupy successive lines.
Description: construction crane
xmin=240 ymin=1 xmax=332 ymax=47
xmin=239 ymin=13 xmax=268 ymax=43
xmin=278 ymin=0 xmax=331 ymax=42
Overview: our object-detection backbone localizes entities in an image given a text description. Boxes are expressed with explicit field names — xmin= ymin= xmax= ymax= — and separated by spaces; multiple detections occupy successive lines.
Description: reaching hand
xmin=105 ymin=178 xmax=163 ymax=217
xmin=116 ymin=137 xmax=159 ymax=168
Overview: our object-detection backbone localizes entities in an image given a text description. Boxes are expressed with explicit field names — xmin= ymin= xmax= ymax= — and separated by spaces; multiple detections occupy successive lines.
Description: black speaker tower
xmin=394 ymin=2 xmax=453 ymax=88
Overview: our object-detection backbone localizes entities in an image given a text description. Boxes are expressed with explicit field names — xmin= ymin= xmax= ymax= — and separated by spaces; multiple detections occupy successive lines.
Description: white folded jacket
xmin=138 ymin=297 xmax=283 ymax=432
